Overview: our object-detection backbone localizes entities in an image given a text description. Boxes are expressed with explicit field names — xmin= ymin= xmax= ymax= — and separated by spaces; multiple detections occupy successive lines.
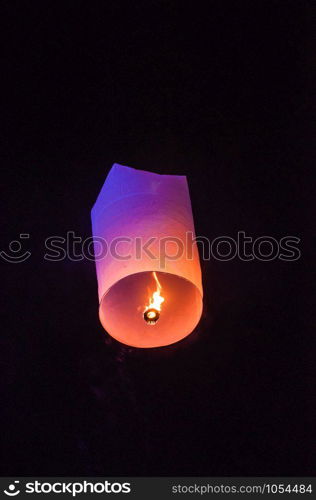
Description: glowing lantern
xmin=91 ymin=163 xmax=203 ymax=348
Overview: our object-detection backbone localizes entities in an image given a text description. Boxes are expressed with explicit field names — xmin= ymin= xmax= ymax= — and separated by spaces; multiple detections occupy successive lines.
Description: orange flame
xmin=145 ymin=272 xmax=165 ymax=313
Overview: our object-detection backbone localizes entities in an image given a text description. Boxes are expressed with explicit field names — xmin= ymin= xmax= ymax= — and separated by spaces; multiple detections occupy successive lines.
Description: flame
xmin=145 ymin=272 xmax=165 ymax=313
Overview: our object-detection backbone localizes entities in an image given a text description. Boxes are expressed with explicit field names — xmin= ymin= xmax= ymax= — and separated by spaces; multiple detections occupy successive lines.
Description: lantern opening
xmin=99 ymin=271 xmax=202 ymax=348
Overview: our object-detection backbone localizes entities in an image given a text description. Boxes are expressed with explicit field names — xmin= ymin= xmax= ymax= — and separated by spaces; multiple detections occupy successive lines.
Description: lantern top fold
xmin=92 ymin=163 xmax=191 ymax=214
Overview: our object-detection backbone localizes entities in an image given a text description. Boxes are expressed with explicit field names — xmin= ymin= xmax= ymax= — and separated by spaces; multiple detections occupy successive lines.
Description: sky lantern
xmin=91 ymin=164 xmax=203 ymax=348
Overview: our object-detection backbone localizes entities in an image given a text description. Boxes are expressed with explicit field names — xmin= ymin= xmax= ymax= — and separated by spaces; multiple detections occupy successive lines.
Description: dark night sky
xmin=1 ymin=1 xmax=314 ymax=476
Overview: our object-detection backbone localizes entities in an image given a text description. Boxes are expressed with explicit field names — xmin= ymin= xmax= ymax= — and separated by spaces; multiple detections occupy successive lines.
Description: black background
xmin=1 ymin=1 xmax=314 ymax=476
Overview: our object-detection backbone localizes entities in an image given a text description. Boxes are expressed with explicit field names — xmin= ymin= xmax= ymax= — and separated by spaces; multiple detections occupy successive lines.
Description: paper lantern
xmin=91 ymin=164 xmax=203 ymax=348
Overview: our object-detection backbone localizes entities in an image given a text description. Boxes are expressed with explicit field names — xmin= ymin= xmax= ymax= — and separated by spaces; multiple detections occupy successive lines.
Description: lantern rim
xmin=98 ymin=270 xmax=203 ymax=348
